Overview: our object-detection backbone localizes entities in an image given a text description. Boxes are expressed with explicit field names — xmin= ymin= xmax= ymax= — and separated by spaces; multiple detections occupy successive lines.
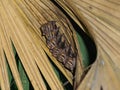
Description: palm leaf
xmin=55 ymin=0 xmax=120 ymax=90
xmin=1 ymin=0 xmax=119 ymax=90
xmin=0 ymin=0 xmax=86 ymax=90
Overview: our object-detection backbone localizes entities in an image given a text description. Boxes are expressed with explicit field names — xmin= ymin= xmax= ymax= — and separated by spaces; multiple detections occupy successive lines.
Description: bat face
xmin=40 ymin=21 xmax=77 ymax=73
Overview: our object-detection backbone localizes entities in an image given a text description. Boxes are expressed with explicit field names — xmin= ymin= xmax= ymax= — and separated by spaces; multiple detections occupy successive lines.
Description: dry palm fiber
xmin=55 ymin=0 xmax=120 ymax=90
xmin=0 ymin=0 xmax=85 ymax=90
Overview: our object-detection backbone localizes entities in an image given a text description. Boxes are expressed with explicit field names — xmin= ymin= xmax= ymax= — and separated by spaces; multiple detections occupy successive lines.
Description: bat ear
xmin=48 ymin=21 xmax=57 ymax=30
xmin=40 ymin=24 xmax=49 ymax=36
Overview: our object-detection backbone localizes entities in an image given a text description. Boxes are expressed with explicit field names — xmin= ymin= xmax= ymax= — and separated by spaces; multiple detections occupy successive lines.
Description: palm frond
xmin=55 ymin=0 xmax=120 ymax=89
xmin=0 ymin=0 xmax=85 ymax=89
xmin=1 ymin=0 xmax=119 ymax=90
